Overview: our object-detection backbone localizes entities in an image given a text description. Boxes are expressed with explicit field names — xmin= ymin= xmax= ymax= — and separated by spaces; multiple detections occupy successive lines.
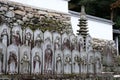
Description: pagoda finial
xmin=80 ymin=5 xmax=87 ymax=20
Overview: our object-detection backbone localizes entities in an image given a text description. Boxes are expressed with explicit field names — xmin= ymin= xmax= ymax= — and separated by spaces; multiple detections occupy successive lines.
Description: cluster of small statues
xmin=0 ymin=24 xmax=102 ymax=75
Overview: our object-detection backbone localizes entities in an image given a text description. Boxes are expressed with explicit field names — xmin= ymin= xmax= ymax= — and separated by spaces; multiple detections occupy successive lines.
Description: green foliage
xmin=114 ymin=16 xmax=120 ymax=29
xmin=69 ymin=0 xmax=120 ymax=29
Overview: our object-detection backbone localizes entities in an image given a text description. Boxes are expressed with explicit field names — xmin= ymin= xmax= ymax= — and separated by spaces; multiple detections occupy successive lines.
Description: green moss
xmin=22 ymin=17 xmax=70 ymax=33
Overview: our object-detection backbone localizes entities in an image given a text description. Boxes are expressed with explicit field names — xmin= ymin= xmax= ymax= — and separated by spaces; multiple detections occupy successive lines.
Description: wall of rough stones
xmin=0 ymin=0 xmax=72 ymax=33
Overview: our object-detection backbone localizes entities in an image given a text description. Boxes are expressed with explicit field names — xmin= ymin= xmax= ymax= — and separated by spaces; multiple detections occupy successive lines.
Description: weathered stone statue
xmin=72 ymin=50 xmax=80 ymax=74
xmin=21 ymin=51 xmax=30 ymax=74
xmin=20 ymin=43 xmax=31 ymax=74
xmin=12 ymin=25 xmax=22 ymax=46
xmin=54 ymin=50 xmax=63 ymax=74
xmin=44 ymin=44 xmax=53 ymax=74
xmin=80 ymin=52 xmax=87 ymax=74
xmin=70 ymin=34 xmax=77 ymax=51
xmin=64 ymin=49 xmax=71 ymax=74
xmin=7 ymin=36 xmax=18 ymax=74
xmin=77 ymin=35 xmax=84 ymax=52
xmin=1 ymin=28 xmax=9 ymax=46
xmin=95 ymin=51 xmax=102 ymax=74
xmin=33 ymin=52 xmax=41 ymax=74
xmin=34 ymin=29 xmax=43 ymax=48
xmin=8 ymin=51 xmax=17 ymax=74
xmin=54 ymin=36 xmax=61 ymax=50
xmin=88 ymin=56 xmax=94 ymax=73
xmin=53 ymin=32 xmax=61 ymax=50
xmin=23 ymin=27 xmax=33 ymax=47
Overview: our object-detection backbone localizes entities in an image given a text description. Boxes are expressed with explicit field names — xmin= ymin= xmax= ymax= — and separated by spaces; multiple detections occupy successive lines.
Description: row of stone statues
xmin=0 ymin=23 xmax=102 ymax=75
xmin=0 ymin=42 xmax=102 ymax=75
xmin=0 ymin=24 xmax=92 ymax=52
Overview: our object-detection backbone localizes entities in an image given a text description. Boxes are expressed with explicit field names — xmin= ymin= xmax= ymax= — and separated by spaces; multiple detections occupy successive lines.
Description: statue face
xmin=36 ymin=34 xmax=41 ymax=40
xmin=26 ymin=32 xmax=31 ymax=39
xmin=35 ymin=52 xmax=39 ymax=56
xmin=2 ymin=29 xmax=7 ymax=34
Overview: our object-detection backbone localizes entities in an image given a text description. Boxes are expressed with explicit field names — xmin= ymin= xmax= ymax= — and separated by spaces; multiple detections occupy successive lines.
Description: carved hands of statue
xmin=56 ymin=56 xmax=61 ymax=63
xmin=64 ymin=56 xmax=72 ymax=65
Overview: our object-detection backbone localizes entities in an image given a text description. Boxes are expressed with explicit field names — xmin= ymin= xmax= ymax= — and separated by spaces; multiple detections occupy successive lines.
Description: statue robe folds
xmin=0 ymin=42 xmax=6 ymax=74
xmin=20 ymin=45 xmax=31 ymax=74
xmin=34 ymin=29 xmax=43 ymax=48
xmin=70 ymin=34 xmax=77 ymax=51
xmin=43 ymin=44 xmax=53 ymax=74
xmin=63 ymin=49 xmax=71 ymax=74
xmin=95 ymin=51 xmax=102 ymax=74
xmin=12 ymin=25 xmax=22 ymax=46
xmin=77 ymin=35 xmax=84 ymax=52
xmin=23 ymin=27 xmax=33 ymax=47
xmin=80 ymin=52 xmax=87 ymax=74
xmin=7 ymin=44 xmax=18 ymax=74
xmin=55 ymin=50 xmax=63 ymax=74
xmin=87 ymin=51 xmax=94 ymax=74
xmin=0 ymin=24 xmax=10 ymax=47
xmin=43 ymin=30 xmax=54 ymax=74
xmin=31 ymin=46 xmax=42 ymax=74
xmin=72 ymin=50 xmax=80 ymax=74
xmin=62 ymin=33 xmax=70 ymax=50
xmin=53 ymin=32 xmax=61 ymax=50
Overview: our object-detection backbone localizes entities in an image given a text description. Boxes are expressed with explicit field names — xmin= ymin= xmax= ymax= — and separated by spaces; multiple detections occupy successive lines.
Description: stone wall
xmin=0 ymin=0 xmax=72 ymax=33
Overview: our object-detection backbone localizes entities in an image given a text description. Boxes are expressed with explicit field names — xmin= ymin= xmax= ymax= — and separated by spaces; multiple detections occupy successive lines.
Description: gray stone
xmin=13 ymin=23 xmax=18 ymax=26
xmin=5 ymin=11 xmax=15 ymax=18
xmin=22 ymin=17 xmax=29 ymax=22
xmin=17 ymin=19 xmax=24 ymax=25
xmin=14 ymin=10 xmax=26 ymax=16
xmin=15 ymin=14 xmax=22 ymax=19
xmin=9 ymin=7 xmax=14 ymax=10
xmin=27 ymin=13 xmax=33 ymax=18
xmin=0 ymin=7 xmax=7 ymax=11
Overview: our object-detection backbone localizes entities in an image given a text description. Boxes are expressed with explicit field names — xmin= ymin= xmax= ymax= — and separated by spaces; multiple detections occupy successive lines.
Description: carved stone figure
xmin=56 ymin=54 xmax=62 ymax=74
xmin=34 ymin=29 xmax=43 ymax=48
xmin=62 ymin=38 xmax=70 ymax=50
xmin=95 ymin=57 xmax=101 ymax=73
xmin=71 ymin=38 xmax=77 ymax=51
xmin=0 ymin=49 xmax=3 ymax=73
xmin=78 ymin=38 xmax=84 ymax=52
xmin=25 ymin=32 xmax=32 ymax=46
xmin=1 ymin=28 xmax=8 ymax=46
xmin=86 ymin=35 xmax=93 ymax=51
xmin=88 ymin=56 xmax=94 ymax=73
xmin=33 ymin=52 xmax=41 ymax=74
xmin=81 ymin=55 xmax=87 ymax=74
xmin=72 ymin=51 xmax=80 ymax=74
xmin=54 ymin=36 xmax=61 ymax=50
xmin=44 ymin=44 xmax=53 ymax=74
xmin=8 ymin=51 xmax=17 ymax=74
xmin=64 ymin=49 xmax=71 ymax=74
xmin=12 ymin=30 xmax=21 ymax=46
xmin=21 ymin=51 xmax=30 ymax=74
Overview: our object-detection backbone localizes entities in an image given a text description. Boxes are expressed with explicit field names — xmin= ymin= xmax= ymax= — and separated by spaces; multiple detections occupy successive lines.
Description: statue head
xmin=2 ymin=28 xmax=7 ymax=33
xmin=47 ymin=44 xmax=51 ymax=49
xmin=35 ymin=52 xmax=39 ymax=56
